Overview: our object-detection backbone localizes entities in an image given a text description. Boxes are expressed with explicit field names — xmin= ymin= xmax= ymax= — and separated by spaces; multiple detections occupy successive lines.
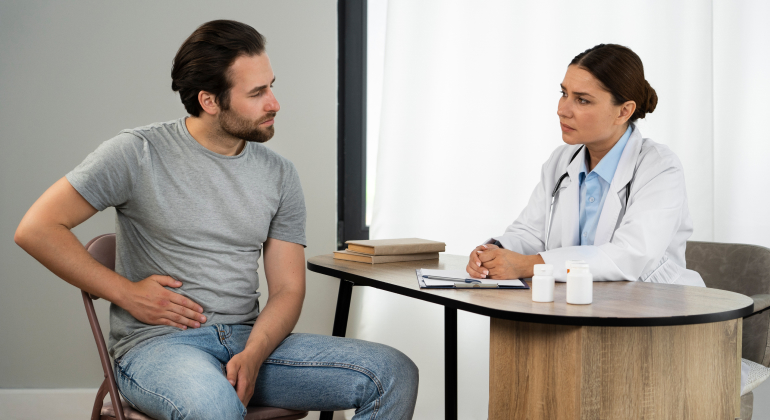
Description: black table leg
xmin=445 ymin=306 xmax=457 ymax=420
xmin=320 ymin=279 xmax=355 ymax=420
xmin=331 ymin=279 xmax=354 ymax=337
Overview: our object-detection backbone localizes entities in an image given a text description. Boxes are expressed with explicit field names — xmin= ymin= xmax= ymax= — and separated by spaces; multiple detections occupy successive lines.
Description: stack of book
xmin=333 ymin=238 xmax=446 ymax=264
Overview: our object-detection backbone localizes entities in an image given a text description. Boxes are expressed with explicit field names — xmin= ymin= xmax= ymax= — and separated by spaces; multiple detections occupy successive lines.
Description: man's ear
xmin=198 ymin=91 xmax=219 ymax=116
xmin=616 ymin=100 xmax=636 ymax=125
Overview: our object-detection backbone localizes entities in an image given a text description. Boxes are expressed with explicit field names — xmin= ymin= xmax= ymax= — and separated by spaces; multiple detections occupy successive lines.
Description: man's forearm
xmin=242 ymin=288 xmax=304 ymax=364
xmin=241 ymin=238 xmax=306 ymax=365
xmin=15 ymin=220 xmax=133 ymax=306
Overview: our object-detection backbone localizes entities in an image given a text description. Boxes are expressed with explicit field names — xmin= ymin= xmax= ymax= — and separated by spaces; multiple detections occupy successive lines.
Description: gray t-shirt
xmin=67 ymin=118 xmax=306 ymax=359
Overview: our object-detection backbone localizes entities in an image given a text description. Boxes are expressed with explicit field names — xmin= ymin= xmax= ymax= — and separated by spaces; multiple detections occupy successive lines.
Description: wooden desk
xmin=308 ymin=254 xmax=754 ymax=420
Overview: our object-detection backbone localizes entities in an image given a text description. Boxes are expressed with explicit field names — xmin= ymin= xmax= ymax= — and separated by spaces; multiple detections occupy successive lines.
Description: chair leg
xmin=741 ymin=391 xmax=753 ymax=420
xmin=91 ymin=379 xmax=109 ymax=420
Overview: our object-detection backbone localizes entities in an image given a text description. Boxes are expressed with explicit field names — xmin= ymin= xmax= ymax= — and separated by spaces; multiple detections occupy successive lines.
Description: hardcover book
xmin=344 ymin=238 xmax=446 ymax=255
xmin=333 ymin=249 xmax=440 ymax=264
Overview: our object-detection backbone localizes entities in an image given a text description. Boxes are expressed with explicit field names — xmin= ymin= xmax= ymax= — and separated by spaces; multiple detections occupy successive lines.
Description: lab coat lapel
xmin=594 ymin=126 xmax=643 ymax=246
xmin=559 ymin=147 xmax=584 ymax=248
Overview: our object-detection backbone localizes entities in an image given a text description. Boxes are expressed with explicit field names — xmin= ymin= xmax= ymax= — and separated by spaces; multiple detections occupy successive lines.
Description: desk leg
xmin=320 ymin=279 xmax=354 ymax=420
xmin=331 ymin=279 xmax=354 ymax=337
xmin=445 ymin=306 xmax=458 ymax=420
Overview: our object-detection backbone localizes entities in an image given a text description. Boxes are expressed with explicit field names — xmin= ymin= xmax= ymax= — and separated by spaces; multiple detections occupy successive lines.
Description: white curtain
xmin=347 ymin=1 xmax=770 ymax=418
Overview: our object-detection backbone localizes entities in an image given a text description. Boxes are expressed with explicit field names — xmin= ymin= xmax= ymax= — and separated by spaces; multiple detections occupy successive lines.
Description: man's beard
xmin=218 ymin=108 xmax=276 ymax=143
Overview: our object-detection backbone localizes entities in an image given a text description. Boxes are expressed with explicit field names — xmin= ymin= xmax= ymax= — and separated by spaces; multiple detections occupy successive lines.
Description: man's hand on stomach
xmin=119 ymin=275 xmax=207 ymax=329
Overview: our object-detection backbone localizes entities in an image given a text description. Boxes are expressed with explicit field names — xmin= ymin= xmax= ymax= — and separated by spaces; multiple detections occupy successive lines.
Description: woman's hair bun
xmin=633 ymin=80 xmax=658 ymax=120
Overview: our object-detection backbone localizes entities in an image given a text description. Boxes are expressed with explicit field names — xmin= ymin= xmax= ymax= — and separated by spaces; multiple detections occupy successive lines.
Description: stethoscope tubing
xmin=544 ymin=145 xmax=632 ymax=250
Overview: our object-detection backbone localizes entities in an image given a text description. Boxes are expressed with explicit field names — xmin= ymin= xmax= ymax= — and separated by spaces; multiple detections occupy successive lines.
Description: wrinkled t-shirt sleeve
xmin=65 ymin=133 xmax=145 ymax=211
xmin=268 ymin=162 xmax=307 ymax=247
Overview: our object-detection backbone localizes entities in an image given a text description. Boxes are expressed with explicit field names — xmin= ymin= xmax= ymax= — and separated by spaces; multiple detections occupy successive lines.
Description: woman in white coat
xmin=467 ymin=44 xmax=705 ymax=287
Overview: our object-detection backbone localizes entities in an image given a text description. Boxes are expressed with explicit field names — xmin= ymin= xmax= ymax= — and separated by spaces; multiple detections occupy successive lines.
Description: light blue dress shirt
xmin=578 ymin=125 xmax=632 ymax=245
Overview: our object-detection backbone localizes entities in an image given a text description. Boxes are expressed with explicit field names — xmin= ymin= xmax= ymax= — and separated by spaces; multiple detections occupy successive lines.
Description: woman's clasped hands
xmin=466 ymin=244 xmax=545 ymax=280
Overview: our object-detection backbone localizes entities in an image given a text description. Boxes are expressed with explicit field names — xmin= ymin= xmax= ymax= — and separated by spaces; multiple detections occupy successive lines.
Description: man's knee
xmin=387 ymin=346 xmax=419 ymax=392
xmin=365 ymin=342 xmax=419 ymax=398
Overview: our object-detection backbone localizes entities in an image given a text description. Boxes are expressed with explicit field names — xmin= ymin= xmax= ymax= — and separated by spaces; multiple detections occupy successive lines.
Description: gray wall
xmin=0 ymin=0 xmax=338 ymax=388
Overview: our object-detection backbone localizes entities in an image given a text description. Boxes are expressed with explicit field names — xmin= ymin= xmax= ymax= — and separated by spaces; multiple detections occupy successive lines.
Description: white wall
xmin=0 ymin=0 xmax=338 ymax=403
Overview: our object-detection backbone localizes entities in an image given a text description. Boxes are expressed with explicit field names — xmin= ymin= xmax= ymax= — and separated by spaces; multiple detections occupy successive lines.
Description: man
xmin=15 ymin=20 xmax=418 ymax=419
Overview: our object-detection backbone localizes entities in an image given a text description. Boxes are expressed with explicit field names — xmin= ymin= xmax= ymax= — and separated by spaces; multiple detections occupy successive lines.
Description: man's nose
xmin=265 ymin=89 xmax=280 ymax=113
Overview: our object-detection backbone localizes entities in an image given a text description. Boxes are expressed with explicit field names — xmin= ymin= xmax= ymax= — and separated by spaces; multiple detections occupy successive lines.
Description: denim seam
xmin=221 ymin=339 xmax=235 ymax=359
xmin=115 ymin=362 xmax=185 ymax=419
xmin=216 ymin=324 xmax=233 ymax=339
xmin=216 ymin=325 xmax=236 ymax=358
xmin=117 ymin=387 xmax=140 ymax=413
xmin=263 ymin=358 xmax=383 ymax=419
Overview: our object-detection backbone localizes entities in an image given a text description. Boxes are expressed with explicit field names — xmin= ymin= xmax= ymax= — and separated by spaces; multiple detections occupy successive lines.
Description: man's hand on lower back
xmin=227 ymin=347 xmax=262 ymax=407
xmin=119 ymin=275 xmax=207 ymax=330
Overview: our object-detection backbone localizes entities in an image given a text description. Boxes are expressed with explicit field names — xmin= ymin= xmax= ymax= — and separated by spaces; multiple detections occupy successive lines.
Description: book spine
xmin=370 ymin=253 xmax=439 ymax=263
xmin=371 ymin=244 xmax=446 ymax=255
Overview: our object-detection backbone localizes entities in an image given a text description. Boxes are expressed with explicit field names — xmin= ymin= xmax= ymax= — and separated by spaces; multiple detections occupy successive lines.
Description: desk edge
xmin=307 ymin=259 xmax=754 ymax=327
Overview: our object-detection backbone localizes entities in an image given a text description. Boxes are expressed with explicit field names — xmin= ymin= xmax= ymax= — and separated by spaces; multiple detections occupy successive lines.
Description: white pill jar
xmin=531 ymin=264 xmax=555 ymax=302
xmin=565 ymin=259 xmax=586 ymax=274
xmin=566 ymin=262 xmax=593 ymax=305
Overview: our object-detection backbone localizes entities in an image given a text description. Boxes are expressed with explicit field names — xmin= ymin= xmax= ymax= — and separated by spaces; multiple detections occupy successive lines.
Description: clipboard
xmin=416 ymin=269 xmax=530 ymax=289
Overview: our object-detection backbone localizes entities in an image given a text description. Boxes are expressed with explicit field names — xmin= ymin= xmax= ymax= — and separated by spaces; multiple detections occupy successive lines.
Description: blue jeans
xmin=114 ymin=325 xmax=419 ymax=420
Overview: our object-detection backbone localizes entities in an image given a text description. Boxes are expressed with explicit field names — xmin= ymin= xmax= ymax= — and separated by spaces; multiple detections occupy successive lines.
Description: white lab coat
xmin=491 ymin=125 xmax=705 ymax=287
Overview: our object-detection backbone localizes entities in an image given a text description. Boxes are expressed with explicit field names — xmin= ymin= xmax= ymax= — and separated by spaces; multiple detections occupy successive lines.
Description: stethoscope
xmin=544 ymin=145 xmax=632 ymax=250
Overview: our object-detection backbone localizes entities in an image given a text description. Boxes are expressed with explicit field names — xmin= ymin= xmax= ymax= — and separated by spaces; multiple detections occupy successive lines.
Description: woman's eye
xmin=578 ymin=98 xmax=589 ymax=104
xmin=560 ymin=90 xmax=566 ymax=97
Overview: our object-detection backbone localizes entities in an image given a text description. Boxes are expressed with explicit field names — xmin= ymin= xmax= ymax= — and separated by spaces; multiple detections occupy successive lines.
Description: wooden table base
xmin=489 ymin=318 xmax=741 ymax=420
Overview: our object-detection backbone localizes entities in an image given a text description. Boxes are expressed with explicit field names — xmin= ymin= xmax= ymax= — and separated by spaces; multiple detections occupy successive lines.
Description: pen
xmin=422 ymin=275 xmax=481 ymax=284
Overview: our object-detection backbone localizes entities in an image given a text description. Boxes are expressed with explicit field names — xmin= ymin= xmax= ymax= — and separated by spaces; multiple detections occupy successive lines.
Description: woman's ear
xmin=616 ymin=100 xmax=636 ymax=125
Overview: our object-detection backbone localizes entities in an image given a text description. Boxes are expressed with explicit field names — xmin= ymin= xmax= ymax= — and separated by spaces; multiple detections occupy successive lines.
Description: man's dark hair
xmin=172 ymin=20 xmax=266 ymax=116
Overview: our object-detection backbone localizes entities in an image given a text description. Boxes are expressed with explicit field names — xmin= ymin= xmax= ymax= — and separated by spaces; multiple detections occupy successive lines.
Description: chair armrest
xmin=749 ymin=294 xmax=770 ymax=314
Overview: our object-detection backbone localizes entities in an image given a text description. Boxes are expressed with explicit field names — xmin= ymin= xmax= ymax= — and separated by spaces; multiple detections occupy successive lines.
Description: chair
xmin=686 ymin=241 xmax=770 ymax=420
xmin=83 ymin=233 xmax=308 ymax=420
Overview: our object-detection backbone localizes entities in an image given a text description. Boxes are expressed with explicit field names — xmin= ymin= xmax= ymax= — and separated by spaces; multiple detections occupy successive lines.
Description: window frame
xmin=337 ymin=0 xmax=369 ymax=248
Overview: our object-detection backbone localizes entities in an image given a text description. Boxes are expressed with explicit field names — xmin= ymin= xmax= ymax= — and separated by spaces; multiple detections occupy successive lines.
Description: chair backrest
xmin=87 ymin=233 xmax=116 ymax=271
xmin=83 ymin=233 xmax=126 ymax=420
xmin=686 ymin=240 xmax=770 ymax=366
xmin=686 ymin=241 xmax=770 ymax=297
